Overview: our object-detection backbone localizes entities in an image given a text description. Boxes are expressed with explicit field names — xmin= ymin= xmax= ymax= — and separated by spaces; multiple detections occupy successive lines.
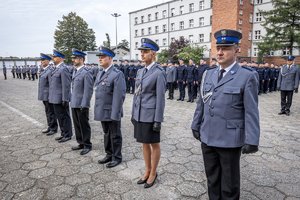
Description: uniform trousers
xmin=12 ymin=72 xmax=15 ymax=78
xmin=101 ymin=120 xmax=122 ymax=162
xmin=187 ymin=82 xmax=195 ymax=101
xmin=71 ymin=108 xmax=92 ymax=149
xmin=128 ymin=78 xmax=135 ymax=93
xmin=27 ymin=72 xmax=31 ymax=80
xmin=167 ymin=82 xmax=174 ymax=99
xmin=280 ymin=90 xmax=294 ymax=113
xmin=3 ymin=73 xmax=7 ymax=80
xmin=201 ymin=143 xmax=241 ymax=200
xmin=43 ymin=101 xmax=58 ymax=131
xmin=178 ymin=81 xmax=186 ymax=100
xmin=53 ymin=103 xmax=73 ymax=138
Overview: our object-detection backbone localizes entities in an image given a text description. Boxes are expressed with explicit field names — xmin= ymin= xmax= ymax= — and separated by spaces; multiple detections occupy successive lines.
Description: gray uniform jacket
xmin=191 ymin=63 xmax=260 ymax=148
xmin=38 ymin=66 xmax=52 ymax=101
xmin=277 ymin=64 xmax=299 ymax=91
xmin=3 ymin=66 xmax=6 ymax=74
xmin=94 ymin=66 xmax=126 ymax=121
xmin=70 ymin=66 xmax=94 ymax=108
xmin=48 ymin=63 xmax=72 ymax=104
xmin=166 ymin=66 xmax=177 ymax=83
xmin=132 ymin=63 xmax=167 ymax=123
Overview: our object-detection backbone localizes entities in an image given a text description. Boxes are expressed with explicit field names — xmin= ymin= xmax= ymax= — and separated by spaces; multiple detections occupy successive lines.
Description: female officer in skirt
xmin=131 ymin=38 xmax=166 ymax=188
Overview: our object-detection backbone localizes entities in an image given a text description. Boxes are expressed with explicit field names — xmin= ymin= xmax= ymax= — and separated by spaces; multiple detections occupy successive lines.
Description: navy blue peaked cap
xmin=214 ymin=29 xmax=242 ymax=46
xmin=71 ymin=49 xmax=86 ymax=58
xmin=96 ymin=46 xmax=115 ymax=57
xmin=40 ymin=53 xmax=51 ymax=60
xmin=52 ymin=50 xmax=65 ymax=58
xmin=138 ymin=38 xmax=159 ymax=51
xmin=287 ymin=55 xmax=295 ymax=61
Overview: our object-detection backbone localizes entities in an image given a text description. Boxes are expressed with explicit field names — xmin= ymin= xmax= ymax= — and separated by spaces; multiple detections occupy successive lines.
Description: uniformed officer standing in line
xmin=186 ymin=59 xmax=196 ymax=102
xmin=166 ymin=61 xmax=177 ymax=100
xmin=176 ymin=58 xmax=187 ymax=101
xmin=26 ymin=65 xmax=31 ymax=80
xmin=70 ymin=49 xmax=94 ymax=155
xmin=277 ymin=56 xmax=299 ymax=116
xmin=94 ymin=46 xmax=126 ymax=168
xmin=257 ymin=63 xmax=265 ymax=95
xmin=191 ymin=29 xmax=260 ymax=200
xmin=263 ymin=62 xmax=270 ymax=93
xmin=127 ymin=60 xmax=137 ymax=94
xmin=38 ymin=53 xmax=58 ymax=135
xmin=49 ymin=50 xmax=73 ymax=143
xmin=16 ymin=66 xmax=20 ymax=79
xmin=195 ymin=59 xmax=209 ymax=98
xmin=132 ymin=38 xmax=166 ymax=188
xmin=11 ymin=66 xmax=16 ymax=78
xmin=2 ymin=65 xmax=7 ymax=80
xmin=21 ymin=66 xmax=27 ymax=79
xmin=123 ymin=59 xmax=130 ymax=93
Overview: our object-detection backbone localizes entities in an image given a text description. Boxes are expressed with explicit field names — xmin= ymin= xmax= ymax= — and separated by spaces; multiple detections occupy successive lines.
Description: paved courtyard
xmin=0 ymin=74 xmax=300 ymax=200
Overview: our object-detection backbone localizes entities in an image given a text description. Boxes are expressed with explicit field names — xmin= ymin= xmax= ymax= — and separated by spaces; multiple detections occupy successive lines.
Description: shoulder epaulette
xmin=207 ymin=66 xmax=217 ymax=70
xmin=241 ymin=66 xmax=254 ymax=71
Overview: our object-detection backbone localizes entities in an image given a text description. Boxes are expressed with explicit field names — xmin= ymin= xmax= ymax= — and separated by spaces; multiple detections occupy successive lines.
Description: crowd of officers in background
xmin=7 ymin=58 xmax=288 ymax=101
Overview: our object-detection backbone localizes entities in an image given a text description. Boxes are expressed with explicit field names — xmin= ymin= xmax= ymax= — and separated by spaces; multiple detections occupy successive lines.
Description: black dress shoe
xmin=71 ymin=145 xmax=84 ymax=150
xmin=278 ymin=111 xmax=286 ymax=115
xmin=80 ymin=148 xmax=91 ymax=155
xmin=55 ymin=136 xmax=64 ymax=141
xmin=46 ymin=131 xmax=57 ymax=136
xmin=177 ymin=99 xmax=181 ymax=101
xmin=106 ymin=160 xmax=121 ymax=168
xmin=42 ymin=129 xmax=50 ymax=133
xmin=98 ymin=156 xmax=112 ymax=164
xmin=144 ymin=174 xmax=158 ymax=188
xmin=286 ymin=112 xmax=290 ymax=116
xmin=58 ymin=137 xmax=71 ymax=143
xmin=137 ymin=177 xmax=148 ymax=184
xmin=187 ymin=100 xmax=191 ymax=102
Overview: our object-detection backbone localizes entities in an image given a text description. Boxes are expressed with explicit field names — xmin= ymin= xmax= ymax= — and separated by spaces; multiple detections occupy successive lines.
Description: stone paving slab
xmin=0 ymin=76 xmax=299 ymax=199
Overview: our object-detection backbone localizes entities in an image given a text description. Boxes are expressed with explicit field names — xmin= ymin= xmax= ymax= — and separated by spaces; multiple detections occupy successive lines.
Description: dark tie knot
xmin=218 ymin=69 xmax=226 ymax=82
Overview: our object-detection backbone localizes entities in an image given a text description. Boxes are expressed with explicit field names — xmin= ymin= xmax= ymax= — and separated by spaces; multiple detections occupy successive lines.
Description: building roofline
xmin=129 ymin=0 xmax=177 ymax=14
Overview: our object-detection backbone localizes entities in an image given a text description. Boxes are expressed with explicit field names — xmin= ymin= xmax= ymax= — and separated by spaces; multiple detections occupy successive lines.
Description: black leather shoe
xmin=286 ymin=112 xmax=290 ymax=116
xmin=58 ymin=137 xmax=71 ymax=143
xmin=71 ymin=145 xmax=84 ymax=150
xmin=55 ymin=136 xmax=64 ymax=141
xmin=177 ymin=99 xmax=181 ymax=101
xmin=137 ymin=177 xmax=148 ymax=184
xmin=46 ymin=131 xmax=57 ymax=136
xmin=42 ymin=129 xmax=50 ymax=133
xmin=98 ymin=156 xmax=112 ymax=164
xmin=187 ymin=100 xmax=191 ymax=102
xmin=106 ymin=160 xmax=121 ymax=168
xmin=144 ymin=174 xmax=158 ymax=188
xmin=278 ymin=111 xmax=286 ymax=115
xmin=80 ymin=148 xmax=91 ymax=155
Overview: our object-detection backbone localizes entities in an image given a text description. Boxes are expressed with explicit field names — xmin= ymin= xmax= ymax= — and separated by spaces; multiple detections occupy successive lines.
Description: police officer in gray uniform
xmin=94 ymin=46 xmax=126 ymax=168
xmin=2 ymin=65 xmax=7 ymax=80
xmin=132 ymin=38 xmax=166 ymax=188
xmin=38 ymin=53 xmax=58 ymax=135
xmin=277 ymin=55 xmax=299 ymax=116
xmin=191 ymin=29 xmax=260 ymax=200
xmin=70 ymin=49 xmax=94 ymax=155
xmin=166 ymin=61 xmax=177 ymax=100
xmin=49 ymin=50 xmax=73 ymax=143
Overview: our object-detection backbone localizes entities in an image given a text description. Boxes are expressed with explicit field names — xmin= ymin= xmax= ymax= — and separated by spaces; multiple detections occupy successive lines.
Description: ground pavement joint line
xmin=0 ymin=100 xmax=44 ymax=128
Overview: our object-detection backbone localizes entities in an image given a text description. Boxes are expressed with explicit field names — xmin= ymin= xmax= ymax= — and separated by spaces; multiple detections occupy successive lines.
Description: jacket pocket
xmin=226 ymin=119 xmax=244 ymax=129
xmin=223 ymin=86 xmax=241 ymax=94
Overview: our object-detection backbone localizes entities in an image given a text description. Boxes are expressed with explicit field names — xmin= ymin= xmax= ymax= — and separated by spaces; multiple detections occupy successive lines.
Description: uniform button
xmin=212 ymin=97 xmax=216 ymax=100
xmin=214 ymin=89 xmax=217 ymax=92
xmin=211 ymin=106 xmax=214 ymax=109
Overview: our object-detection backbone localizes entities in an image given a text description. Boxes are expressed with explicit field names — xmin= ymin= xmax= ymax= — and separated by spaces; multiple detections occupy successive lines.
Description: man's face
xmin=52 ymin=56 xmax=63 ymax=65
xmin=287 ymin=60 xmax=293 ymax=65
xmin=189 ymin=60 xmax=194 ymax=65
xmin=72 ymin=56 xmax=83 ymax=67
xmin=40 ymin=60 xmax=49 ymax=67
xmin=216 ymin=45 xmax=238 ymax=67
xmin=179 ymin=60 xmax=184 ymax=65
xmin=99 ymin=55 xmax=112 ymax=68
xmin=141 ymin=49 xmax=155 ymax=64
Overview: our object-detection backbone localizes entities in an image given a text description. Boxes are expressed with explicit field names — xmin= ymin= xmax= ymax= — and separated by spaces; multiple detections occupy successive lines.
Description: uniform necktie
xmin=143 ymin=68 xmax=148 ymax=77
xmin=218 ymin=69 xmax=226 ymax=82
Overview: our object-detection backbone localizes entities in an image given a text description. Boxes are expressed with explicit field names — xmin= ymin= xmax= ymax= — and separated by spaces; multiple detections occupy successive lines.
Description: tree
xmin=157 ymin=49 xmax=169 ymax=63
xmin=168 ymin=37 xmax=190 ymax=61
xmin=118 ymin=39 xmax=129 ymax=49
xmin=177 ymin=45 xmax=206 ymax=64
xmin=259 ymin=0 xmax=300 ymax=56
xmin=54 ymin=12 xmax=97 ymax=63
xmin=103 ymin=33 xmax=111 ymax=48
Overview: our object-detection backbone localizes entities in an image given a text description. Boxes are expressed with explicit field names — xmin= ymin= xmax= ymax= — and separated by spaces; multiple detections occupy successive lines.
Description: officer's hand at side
xmin=153 ymin=122 xmax=161 ymax=132
xmin=131 ymin=117 xmax=135 ymax=125
xmin=241 ymin=144 xmax=258 ymax=154
xmin=62 ymin=101 xmax=69 ymax=108
xmin=295 ymin=88 xmax=298 ymax=93
xmin=192 ymin=129 xmax=201 ymax=141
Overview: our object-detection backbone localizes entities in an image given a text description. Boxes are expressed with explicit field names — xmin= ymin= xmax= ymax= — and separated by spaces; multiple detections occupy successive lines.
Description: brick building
xmin=129 ymin=0 xmax=299 ymax=65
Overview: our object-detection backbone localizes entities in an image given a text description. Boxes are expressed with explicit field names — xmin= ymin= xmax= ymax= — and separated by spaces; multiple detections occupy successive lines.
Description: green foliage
xmin=157 ymin=49 xmax=169 ymax=63
xmin=54 ymin=12 xmax=97 ymax=63
xmin=259 ymin=0 xmax=300 ymax=55
xmin=103 ymin=33 xmax=111 ymax=48
xmin=118 ymin=39 xmax=129 ymax=49
xmin=177 ymin=45 xmax=206 ymax=64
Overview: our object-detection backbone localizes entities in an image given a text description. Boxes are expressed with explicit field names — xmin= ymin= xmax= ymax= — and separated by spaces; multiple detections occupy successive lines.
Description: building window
xmin=199 ymin=17 xmax=204 ymax=26
xmin=163 ymin=38 xmax=167 ymax=46
xmin=171 ymin=23 xmax=175 ymax=31
xmin=155 ymin=26 xmax=159 ymax=34
xmin=282 ymin=48 xmax=290 ymax=55
xmin=249 ymin=13 xmax=253 ymax=22
xmin=162 ymin=10 xmax=167 ymax=18
xmin=254 ymin=48 xmax=258 ymax=56
xmin=254 ymin=30 xmax=261 ymax=40
xmin=155 ymin=12 xmax=159 ymax=20
xmin=239 ymin=10 xmax=243 ymax=15
xmin=141 ymin=16 xmax=144 ymax=23
xmin=148 ymin=27 xmax=151 ymax=35
xmin=199 ymin=34 xmax=204 ymax=43
xmin=268 ymin=50 xmax=274 ymax=56
xmin=148 ymin=14 xmax=151 ymax=22
xmin=171 ymin=8 xmax=175 ymax=16
xmin=256 ymin=0 xmax=263 ymax=4
xmin=239 ymin=19 xmax=243 ymax=25
xmin=189 ymin=19 xmax=194 ymax=28
xmin=179 ymin=21 xmax=184 ymax=30
xmin=163 ymin=24 xmax=167 ymax=32
xmin=210 ymin=16 xmax=212 ymax=25
xmin=199 ymin=0 xmax=204 ymax=10
xmin=135 ymin=17 xmax=138 ymax=25
xmin=256 ymin=12 xmax=262 ymax=22
xmin=141 ymin=29 xmax=144 ymax=36
xmin=189 ymin=3 xmax=194 ymax=12
xmin=189 ymin=35 xmax=194 ymax=43
xmin=240 ymin=0 xmax=243 ymax=5
xmin=135 ymin=30 xmax=138 ymax=37
xmin=248 ymin=31 xmax=252 ymax=40
xmin=135 ymin=42 xmax=138 ymax=49
xmin=155 ymin=39 xmax=159 ymax=45
xmin=180 ymin=6 xmax=184 ymax=15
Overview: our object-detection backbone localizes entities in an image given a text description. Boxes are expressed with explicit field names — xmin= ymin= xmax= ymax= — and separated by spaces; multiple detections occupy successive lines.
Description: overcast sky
xmin=0 ymin=0 xmax=165 ymax=57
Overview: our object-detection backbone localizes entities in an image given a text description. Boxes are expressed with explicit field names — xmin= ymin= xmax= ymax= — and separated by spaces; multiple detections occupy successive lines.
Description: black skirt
xmin=133 ymin=120 xmax=160 ymax=144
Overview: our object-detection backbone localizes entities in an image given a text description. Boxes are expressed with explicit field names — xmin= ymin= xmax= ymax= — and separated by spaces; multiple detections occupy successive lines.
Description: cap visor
xmin=138 ymin=47 xmax=152 ymax=50
xmin=216 ymin=43 xmax=236 ymax=46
